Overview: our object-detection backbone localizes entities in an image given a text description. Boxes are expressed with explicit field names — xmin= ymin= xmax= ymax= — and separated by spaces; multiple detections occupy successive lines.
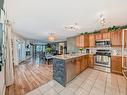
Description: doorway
xmin=59 ymin=43 xmax=64 ymax=55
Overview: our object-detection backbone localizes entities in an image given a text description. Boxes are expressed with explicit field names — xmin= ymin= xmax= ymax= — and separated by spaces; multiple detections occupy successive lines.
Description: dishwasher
xmin=65 ymin=58 xmax=76 ymax=83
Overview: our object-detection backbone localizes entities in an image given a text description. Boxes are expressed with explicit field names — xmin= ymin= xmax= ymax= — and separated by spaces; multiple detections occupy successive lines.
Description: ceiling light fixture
xmin=64 ymin=23 xmax=81 ymax=32
xmin=48 ymin=33 xmax=55 ymax=42
xmin=99 ymin=14 xmax=106 ymax=28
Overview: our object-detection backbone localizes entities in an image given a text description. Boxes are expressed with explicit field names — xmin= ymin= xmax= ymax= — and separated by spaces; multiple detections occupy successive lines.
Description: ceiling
xmin=4 ymin=0 xmax=127 ymax=42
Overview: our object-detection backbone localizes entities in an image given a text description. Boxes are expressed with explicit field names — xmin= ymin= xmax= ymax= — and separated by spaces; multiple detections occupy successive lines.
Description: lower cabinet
xmin=81 ymin=56 xmax=88 ymax=72
xmin=88 ymin=55 xmax=94 ymax=68
xmin=76 ymin=57 xmax=81 ymax=75
xmin=111 ymin=56 xmax=122 ymax=74
xmin=76 ymin=55 xmax=88 ymax=75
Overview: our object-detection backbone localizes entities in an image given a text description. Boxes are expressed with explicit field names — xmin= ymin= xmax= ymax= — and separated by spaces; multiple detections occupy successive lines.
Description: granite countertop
xmin=53 ymin=53 xmax=90 ymax=60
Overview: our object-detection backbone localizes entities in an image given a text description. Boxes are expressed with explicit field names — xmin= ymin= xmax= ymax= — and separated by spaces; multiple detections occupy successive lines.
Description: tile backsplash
xmin=83 ymin=47 xmax=127 ymax=56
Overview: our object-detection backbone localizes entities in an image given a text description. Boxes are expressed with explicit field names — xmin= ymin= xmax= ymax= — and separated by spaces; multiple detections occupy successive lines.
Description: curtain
xmin=5 ymin=20 xmax=14 ymax=86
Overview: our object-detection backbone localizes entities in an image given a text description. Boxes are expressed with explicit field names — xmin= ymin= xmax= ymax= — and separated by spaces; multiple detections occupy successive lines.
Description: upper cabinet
xmin=95 ymin=33 xmax=102 ymax=40
xmin=84 ymin=35 xmax=89 ymax=47
xmin=76 ymin=35 xmax=89 ymax=48
xmin=89 ymin=34 xmax=95 ymax=47
xmin=124 ymin=30 xmax=127 ymax=47
xmin=76 ymin=29 xmax=123 ymax=48
xmin=76 ymin=35 xmax=85 ymax=48
xmin=111 ymin=30 xmax=122 ymax=47
xmin=102 ymin=32 xmax=110 ymax=39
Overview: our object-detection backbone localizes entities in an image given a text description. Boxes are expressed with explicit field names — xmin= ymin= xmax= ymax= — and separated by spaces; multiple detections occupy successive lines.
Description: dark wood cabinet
xmin=111 ymin=56 xmax=122 ymax=74
xmin=111 ymin=30 xmax=122 ymax=47
xmin=89 ymin=34 xmax=95 ymax=47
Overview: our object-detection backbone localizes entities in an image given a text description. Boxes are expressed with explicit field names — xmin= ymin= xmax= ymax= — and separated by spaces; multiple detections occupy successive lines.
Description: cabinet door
xmin=76 ymin=36 xmax=80 ymax=48
xmin=124 ymin=30 xmax=127 ymax=47
xmin=81 ymin=55 xmax=88 ymax=72
xmin=102 ymin=32 xmax=110 ymax=39
xmin=111 ymin=56 xmax=122 ymax=74
xmin=89 ymin=34 xmax=95 ymax=47
xmin=80 ymin=35 xmax=85 ymax=48
xmin=84 ymin=35 xmax=89 ymax=47
xmin=76 ymin=35 xmax=84 ymax=48
xmin=111 ymin=30 xmax=122 ymax=47
xmin=95 ymin=33 xmax=102 ymax=40
xmin=84 ymin=55 xmax=88 ymax=69
xmin=80 ymin=56 xmax=85 ymax=72
xmin=76 ymin=57 xmax=81 ymax=75
xmin=88 ymin=55 xmax=94 ymax=68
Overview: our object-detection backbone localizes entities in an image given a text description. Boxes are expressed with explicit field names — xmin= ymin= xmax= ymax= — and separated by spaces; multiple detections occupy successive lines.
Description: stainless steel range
xmin=95 ymin=49 xmax=111 ymax=67
xmin=95 ymin=39 xmax=111 ymax=68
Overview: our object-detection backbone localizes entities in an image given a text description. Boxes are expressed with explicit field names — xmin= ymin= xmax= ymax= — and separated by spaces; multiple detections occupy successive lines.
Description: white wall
xmin=67 ymin=36 xmax=78 ymax=53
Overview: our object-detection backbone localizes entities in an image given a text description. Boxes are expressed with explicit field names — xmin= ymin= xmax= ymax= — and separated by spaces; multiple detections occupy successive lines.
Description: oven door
xmin=95 ymin=54 xmax=111 ymax=67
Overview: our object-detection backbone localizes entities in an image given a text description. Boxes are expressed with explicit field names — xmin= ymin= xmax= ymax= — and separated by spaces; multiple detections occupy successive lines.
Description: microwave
xmin=95 ymin=39 xmax=111 ymax=47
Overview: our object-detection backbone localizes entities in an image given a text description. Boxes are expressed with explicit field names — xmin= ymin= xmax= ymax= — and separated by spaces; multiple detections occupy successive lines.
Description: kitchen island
xmin=52 ymin=53 xmax=90 ymax=86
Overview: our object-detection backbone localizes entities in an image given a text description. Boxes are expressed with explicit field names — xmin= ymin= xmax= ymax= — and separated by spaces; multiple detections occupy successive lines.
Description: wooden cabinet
xmin=95 ymin=33 xmax=102 ymax=40
xmin=76 ymin=55 xmax=88 ymax=75
xmin=88 ymin=55 xmax=94 ymax=68
xmin=111 ymin=56 xmax=122 ymax=74
xmin=111 ymin=30 xmax=122 ymax=47
xmin=95 ymin=32 xmax=110 ymax=40
xmin=84 ymin=35 xmax=89 ymax=47
xmin=76 ymin=35 xmax=89 ymax=48
xmin=76 ymin=57 xmax=81 ymax=75
xmin=89 ymin=34 xmax=95 ymax=47
xmin=76 ymin=35 xmax=85 ymax=48
xmin=82 ymin=55 xmax=88 ymax=71
xmin=124 ymin=30 xmax=127 ymax=47
xmin=102 ymin=32 xmax=110 ymax=39
xmin=76 ymin=36 xmax=80 ymax=48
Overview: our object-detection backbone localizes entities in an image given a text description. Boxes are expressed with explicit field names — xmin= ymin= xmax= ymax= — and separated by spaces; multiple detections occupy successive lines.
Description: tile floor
xmin=25 ymin=68 xmax=127 ymax=95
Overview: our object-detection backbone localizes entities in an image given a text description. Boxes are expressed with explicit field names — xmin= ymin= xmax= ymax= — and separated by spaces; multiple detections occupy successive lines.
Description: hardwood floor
xmin=5 ymin=56 xmax=53 ymax=95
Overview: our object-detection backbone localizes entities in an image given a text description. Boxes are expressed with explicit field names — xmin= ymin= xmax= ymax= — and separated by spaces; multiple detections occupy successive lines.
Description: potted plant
xmin=79 ymin=48 xmax=83 ymax=53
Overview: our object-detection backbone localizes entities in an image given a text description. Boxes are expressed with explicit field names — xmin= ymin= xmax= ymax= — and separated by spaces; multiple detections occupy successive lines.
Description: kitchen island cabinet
xmin=53 ymin=54 xmax=88 ymax=86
